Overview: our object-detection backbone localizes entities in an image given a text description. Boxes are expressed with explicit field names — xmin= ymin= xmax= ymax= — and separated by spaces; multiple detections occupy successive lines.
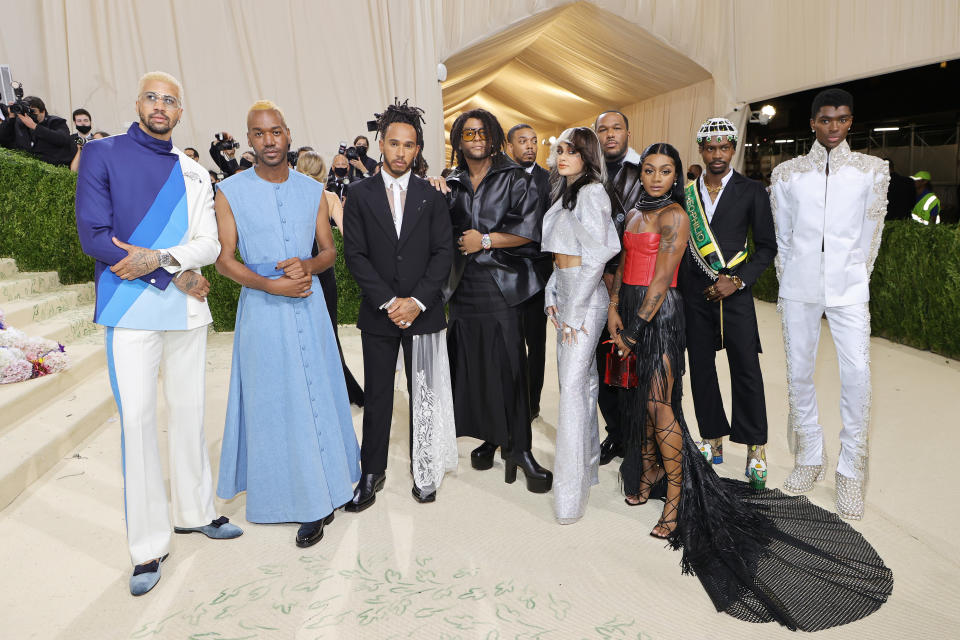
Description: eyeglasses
xmin=461 ymin=128 xmax=487 ymax=142
xmin=140 ymin=92 xmax=181 ymax=109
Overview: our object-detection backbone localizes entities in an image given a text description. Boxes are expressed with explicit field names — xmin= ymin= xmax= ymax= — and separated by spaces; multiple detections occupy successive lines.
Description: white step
xmin=1 ymin=284 xmax=96 ymax=329
xmin=0 ymin=258 xmax=18 ymax=279
xmin=0 ymin=342 xmax=106 ymax=436
xmin=0 ymin=369 xmax=116 ymax=510
xmin=0 ymin=272 xmax=61 ymax=304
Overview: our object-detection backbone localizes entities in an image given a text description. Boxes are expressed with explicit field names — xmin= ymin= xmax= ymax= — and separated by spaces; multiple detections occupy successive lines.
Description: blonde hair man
xmin=75 ymin=71 xmax=242 ymax=597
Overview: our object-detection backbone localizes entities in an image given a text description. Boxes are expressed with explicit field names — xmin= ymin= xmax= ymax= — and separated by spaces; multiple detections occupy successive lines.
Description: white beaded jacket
xmin=769 ymin=140 xmax=889 ymax=306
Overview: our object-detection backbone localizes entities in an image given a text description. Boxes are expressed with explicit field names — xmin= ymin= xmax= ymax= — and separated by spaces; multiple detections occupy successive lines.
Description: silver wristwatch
xmin=158 ymin=250 xmax=173 ymax=267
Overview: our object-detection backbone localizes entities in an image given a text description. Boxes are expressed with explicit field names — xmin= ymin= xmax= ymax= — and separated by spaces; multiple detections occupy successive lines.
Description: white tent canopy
xmin=2 ymin=0 xmax=958 ymax=172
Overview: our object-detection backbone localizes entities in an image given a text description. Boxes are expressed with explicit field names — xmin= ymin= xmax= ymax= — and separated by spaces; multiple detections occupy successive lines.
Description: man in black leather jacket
xmin=506 ymin=123 xmax=552 ymax=421
xmin=0 ymin=96 xmax=76 ymax=166
xmin=593 ymin=110 xmax=642 ymax=464
xmin=435 ymin=108 xmax=553 ymax=494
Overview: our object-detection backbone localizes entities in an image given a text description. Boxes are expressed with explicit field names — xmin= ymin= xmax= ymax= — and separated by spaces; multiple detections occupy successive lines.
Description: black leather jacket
xmin=603 ymin=160 xmax=643 ymax=274
xmin=444 ymin=153 xmax=544 ymax=307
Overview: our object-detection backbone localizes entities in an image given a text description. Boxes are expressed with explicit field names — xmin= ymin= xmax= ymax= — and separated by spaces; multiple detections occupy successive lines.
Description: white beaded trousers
xmin=779 ymin=298 xmax=871 ymax=479
xmin=105 ymin=325 xmax=216 ymax=565
xmin=552 ymin=268 xmax=607 ymax=523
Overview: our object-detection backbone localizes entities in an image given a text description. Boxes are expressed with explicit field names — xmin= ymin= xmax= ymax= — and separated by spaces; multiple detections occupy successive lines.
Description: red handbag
xmin=603 ymin=340 xmax=638 ymax=389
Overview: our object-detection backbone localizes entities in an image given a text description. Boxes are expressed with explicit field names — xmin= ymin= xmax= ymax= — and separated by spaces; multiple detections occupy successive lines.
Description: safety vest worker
xmin=911 ymin=170 xmax=940 ymax=225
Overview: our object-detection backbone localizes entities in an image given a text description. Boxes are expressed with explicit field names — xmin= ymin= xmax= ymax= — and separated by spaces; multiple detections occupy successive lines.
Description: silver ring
xmin=618 ymin=350 xmax=623 ymax=356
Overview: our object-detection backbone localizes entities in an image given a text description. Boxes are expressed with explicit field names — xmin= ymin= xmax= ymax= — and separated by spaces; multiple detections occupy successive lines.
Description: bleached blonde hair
xmin=137 ymin=71 xmax=184 ymax=105
xmin=248 ymin=100 xmax=287 ymax=127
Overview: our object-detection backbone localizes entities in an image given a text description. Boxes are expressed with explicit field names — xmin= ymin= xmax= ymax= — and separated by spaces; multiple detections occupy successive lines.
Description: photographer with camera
xmin=208 ymin=131 xmax=241 ymax=176
xmin=348 ymin=135 xmax=377 ymax=178
xmin=0 ymin=95 xmax=77 ymax=167
xmin=326 ymin=153 xmax=352 ymax=199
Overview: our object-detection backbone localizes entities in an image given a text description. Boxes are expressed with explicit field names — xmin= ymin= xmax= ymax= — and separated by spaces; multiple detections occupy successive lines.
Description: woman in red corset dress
xmin=606 ymin=143 xmax=893 ymax=631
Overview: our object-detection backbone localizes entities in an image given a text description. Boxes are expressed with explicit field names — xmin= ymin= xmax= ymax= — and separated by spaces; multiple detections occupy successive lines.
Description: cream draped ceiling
xmin=1 ymin=0 xmax=958 ymax=173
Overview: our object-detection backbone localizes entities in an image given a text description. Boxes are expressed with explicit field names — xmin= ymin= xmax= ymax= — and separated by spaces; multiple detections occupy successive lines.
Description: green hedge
xmin=0 ymin=149 xmax=92 ymax=284
xmin=3 ymin=147 xmax=958 ymax=357
xmin=0 ymin=148 xmax=361 ymax=331
xmin=751 ymin=220 xmax=960 ymax=358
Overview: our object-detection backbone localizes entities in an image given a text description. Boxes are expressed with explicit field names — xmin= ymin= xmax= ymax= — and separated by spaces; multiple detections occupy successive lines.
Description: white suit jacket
xmin=769 ymin=141 xmax=889 ymax=306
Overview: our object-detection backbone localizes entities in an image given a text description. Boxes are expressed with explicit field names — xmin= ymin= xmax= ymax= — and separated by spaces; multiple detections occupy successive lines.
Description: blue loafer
xmin=174 ymin=516 xmax=243 ymax=540
xmin=130 ymin=554 xmax=168 ymax=596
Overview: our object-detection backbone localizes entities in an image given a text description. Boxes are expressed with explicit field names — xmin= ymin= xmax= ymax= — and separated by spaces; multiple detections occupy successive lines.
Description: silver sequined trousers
xmin=551 ymin=267 xmax=608 ymax=523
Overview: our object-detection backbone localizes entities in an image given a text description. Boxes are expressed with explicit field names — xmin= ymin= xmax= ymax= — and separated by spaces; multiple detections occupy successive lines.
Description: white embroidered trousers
xmin=105 ymin=325 xmax=216 ymax=565
xmin=779 ymin=298 xmax=871 ymax=479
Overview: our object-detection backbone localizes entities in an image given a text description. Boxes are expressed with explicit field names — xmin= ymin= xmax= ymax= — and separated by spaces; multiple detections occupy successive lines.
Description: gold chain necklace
xmin=705 ymin=183 xmax=724 ymax=194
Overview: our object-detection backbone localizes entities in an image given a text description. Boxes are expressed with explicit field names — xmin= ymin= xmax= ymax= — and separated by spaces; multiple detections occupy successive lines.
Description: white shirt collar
xmin=382 ymin=169 xmax=412 ymax=190
xmin=524 ymin=164 xmax=535 ymax=174
xmin=700 ymin=168 xmax=734 ymax=190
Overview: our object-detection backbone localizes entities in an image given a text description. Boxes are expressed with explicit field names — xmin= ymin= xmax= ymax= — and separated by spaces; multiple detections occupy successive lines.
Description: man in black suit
xmin=679 ymin=118 xmax=777 ymax=487
xmin=342 ymin=101 xmax=453 ymax=511
xmin=506 ymin=123 xmax=552 ymax=420
xmin=594 ymin=110 xmax=643 ymax=464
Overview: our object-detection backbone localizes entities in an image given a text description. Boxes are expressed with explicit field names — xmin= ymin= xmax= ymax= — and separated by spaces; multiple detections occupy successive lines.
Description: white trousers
xmin=779 ymin=299 xmax=871 ymax=478
xmin=105 ymin=325 xmax=216 ymax=565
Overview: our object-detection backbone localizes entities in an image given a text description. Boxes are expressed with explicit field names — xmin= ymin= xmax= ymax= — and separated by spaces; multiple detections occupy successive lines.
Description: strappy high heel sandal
xmin=625 ymin=439 xmax=662 ymax=506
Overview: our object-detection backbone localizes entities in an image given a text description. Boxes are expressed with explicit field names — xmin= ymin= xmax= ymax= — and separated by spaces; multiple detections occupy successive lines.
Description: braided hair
xmin=374 ymin=98 xmax=428 ymax=176
xmin=449 ymin=108 xmax=505 ymax=168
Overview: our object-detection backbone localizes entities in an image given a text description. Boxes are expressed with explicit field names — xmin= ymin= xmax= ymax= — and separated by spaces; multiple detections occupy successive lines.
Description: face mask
xmin=686 ymin=172 xmax=696 ymax=180
xmin=356 ymin=146 xmax=368 ymax=158
xmin=239 ymin=157 xmax=253 ymax=169
xmin=76 ymin=124 xmax=92 ymax=134
xmin=334 ymin=167 xmax=348 ymax=177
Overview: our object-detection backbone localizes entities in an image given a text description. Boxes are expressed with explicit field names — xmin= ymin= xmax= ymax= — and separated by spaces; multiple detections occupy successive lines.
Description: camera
xmin=287 ymin=150 xmax=299 ymax=167
xmin=337 ymin=141 xmax=359 ymax=161
xmin=7 ymin=81 xmax=34 ymax=120
xmin=214 ymin=132 xmax=239 ymax=151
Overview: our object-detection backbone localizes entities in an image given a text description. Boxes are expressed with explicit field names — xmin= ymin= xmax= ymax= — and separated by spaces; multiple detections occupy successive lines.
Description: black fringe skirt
xmin=618 ymin=284 xmax=893 ymax=631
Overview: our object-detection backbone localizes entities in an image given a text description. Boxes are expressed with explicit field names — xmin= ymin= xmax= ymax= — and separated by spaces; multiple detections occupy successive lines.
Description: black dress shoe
xmin=296 ymin=512 xmax=335 ymax=548
xmin=343 ymin=473 xmax=385 ymax=513
xmin=411 ymin=485 xmax=436 ymax=503
xmin=470 ymin=442 xmax=498 ymax=471
xmin=504 ymin=450 xmax=553 ymax=493
xmin=599 ymin=436 xmax=624 ymax=466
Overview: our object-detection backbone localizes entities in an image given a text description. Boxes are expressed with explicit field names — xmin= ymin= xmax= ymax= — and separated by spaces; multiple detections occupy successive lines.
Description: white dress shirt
xmin=381 ymin=168 xmax=411 ymax=237
xmin=378 ymin=169 xmax=425 ymax=313
xmin=698 ymin=169 xmax=733 ymax=224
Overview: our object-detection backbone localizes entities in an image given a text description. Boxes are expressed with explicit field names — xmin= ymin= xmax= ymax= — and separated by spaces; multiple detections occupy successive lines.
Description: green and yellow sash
xmin=683 ymin=180 xmax=748 ymax=278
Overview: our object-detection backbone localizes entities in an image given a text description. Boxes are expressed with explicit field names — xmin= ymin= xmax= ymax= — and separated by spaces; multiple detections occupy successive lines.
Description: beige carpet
xmin=1 ymin=301 xmax=958 ymax=639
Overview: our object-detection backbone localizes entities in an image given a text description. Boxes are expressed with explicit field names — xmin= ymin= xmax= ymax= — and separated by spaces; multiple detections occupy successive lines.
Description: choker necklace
xmin=634 ymin=191 xmax=675 ymax=211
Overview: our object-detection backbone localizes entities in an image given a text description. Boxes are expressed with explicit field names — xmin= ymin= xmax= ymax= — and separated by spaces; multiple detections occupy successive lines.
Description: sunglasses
xmin=461 ymin=128 xmax=487 ymax=142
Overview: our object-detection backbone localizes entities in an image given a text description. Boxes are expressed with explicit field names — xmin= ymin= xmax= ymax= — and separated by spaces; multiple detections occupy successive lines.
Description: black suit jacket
xmin=529 ymin=163 xmax=554 ymax=283
xmin=679 ymin=170 xmax=777 ymax=292
xmin=343 ymin=172 xmax=453 ymax=337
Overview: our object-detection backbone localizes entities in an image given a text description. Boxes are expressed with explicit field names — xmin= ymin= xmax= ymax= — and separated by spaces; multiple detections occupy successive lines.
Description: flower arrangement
xmin=0 ymin=309 xmax=69 ymax=384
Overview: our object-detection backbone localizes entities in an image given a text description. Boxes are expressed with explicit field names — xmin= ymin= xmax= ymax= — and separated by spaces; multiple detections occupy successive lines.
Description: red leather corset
xmin=622 ymin=232 xmax=679 ymax=287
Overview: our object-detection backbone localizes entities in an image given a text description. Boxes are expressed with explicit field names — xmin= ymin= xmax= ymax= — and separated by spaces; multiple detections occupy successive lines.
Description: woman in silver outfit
xmin=542 ymin=127 xmax=620 ymax=523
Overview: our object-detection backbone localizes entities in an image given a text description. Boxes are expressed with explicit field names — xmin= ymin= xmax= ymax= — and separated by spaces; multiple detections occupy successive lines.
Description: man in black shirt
xmin=0 ymin=96 xmax=76 ymax=166
xmin=593 ymin=110 xmax=642 ymax=464
xmin=506 ymin=123 xmax=552 ymax=421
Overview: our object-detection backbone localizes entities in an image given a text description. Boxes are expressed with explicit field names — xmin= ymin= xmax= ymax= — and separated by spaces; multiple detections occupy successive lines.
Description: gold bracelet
xmin=730 ymin=275 xmax=744 ymax=290
xmin=608 ymin=300 xmax=619 ymax=308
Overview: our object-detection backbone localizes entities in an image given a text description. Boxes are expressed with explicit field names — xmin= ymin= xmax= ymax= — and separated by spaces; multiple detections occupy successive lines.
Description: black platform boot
xmin=504 ymin=450 xmax=553 ymax=493
xmin=470 ymin=441 xmax=498 ymax=470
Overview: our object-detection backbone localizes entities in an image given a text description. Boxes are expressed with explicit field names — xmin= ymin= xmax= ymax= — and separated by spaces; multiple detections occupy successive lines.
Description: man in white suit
xmin=769 ymin=87 xmax=889 ymax=520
